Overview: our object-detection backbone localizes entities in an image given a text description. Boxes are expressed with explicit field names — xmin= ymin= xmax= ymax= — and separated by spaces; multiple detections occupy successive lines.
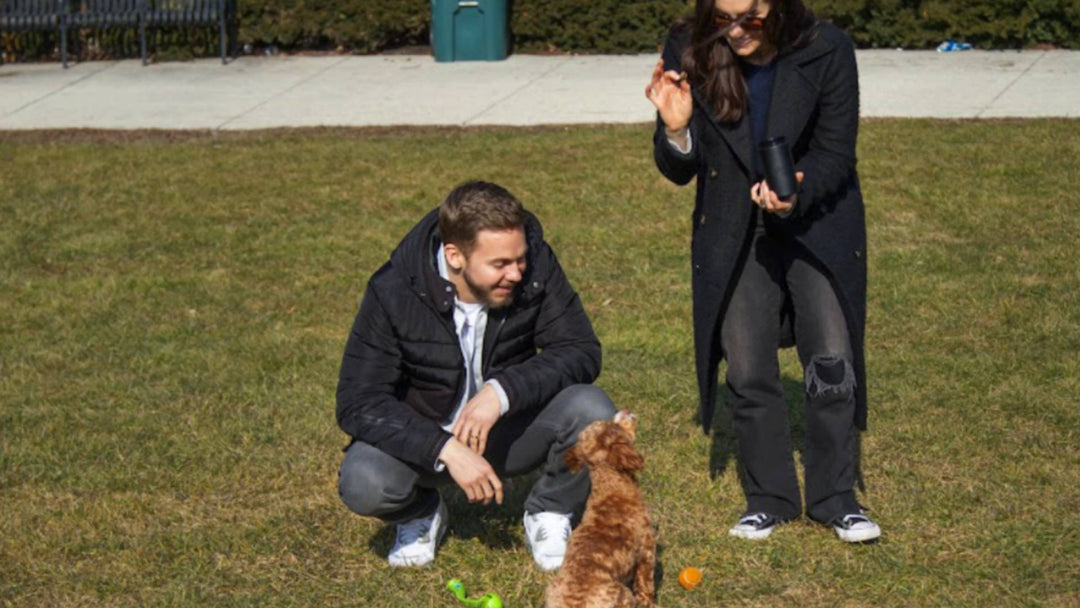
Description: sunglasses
xmin=714 ymin=14 xmax=767 ymax=32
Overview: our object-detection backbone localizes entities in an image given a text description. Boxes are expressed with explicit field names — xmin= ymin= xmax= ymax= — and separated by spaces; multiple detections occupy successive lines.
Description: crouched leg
xmin=338 ymin=440 xmax=440 ymax=524
xmin=499 ymin=384 xmax=617 ymax=518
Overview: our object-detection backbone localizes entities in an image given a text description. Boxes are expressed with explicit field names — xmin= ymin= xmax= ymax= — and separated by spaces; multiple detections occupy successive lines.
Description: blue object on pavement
xmin=937 ymin=40 xmax=974 ymax=52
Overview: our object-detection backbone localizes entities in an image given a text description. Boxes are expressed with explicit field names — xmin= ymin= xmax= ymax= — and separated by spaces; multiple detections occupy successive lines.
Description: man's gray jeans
xmin=338 ymin=384 xmax=616 ymax=524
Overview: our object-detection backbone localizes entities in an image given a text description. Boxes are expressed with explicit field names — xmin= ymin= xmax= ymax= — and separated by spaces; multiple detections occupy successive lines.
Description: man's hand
xmin=438 ymin=439 xmax=504 ymax=505
xmin=451 ymin=383 xmax=502 ymax=455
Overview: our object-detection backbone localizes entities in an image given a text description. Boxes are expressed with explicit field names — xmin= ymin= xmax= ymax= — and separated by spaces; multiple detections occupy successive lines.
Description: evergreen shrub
xmin=2 ymin=0 xmax=1077 ymax=61
xmin=233 ymin=0 xmax=1075 ymax=53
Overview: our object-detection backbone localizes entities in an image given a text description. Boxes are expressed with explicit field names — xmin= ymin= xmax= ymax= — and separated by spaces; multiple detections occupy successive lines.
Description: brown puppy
xmin=545 ymin=410 xmax=657 ymax=608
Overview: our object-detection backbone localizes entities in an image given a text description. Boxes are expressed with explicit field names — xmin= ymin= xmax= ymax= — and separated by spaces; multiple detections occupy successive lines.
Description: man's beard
xmin=463 ymin=267 xmax=516 ymax=309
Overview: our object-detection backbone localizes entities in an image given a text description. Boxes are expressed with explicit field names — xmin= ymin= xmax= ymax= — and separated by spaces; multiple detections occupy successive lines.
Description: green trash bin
xmin=430 ymin=0 xmax=508 ymax=62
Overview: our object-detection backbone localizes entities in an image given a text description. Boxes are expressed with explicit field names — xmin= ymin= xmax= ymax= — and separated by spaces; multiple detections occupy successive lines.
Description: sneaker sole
xmin=728 ymin=526 xmax=774 ymax=540
xmin=835 ymin=525 xmax=881 ymax=543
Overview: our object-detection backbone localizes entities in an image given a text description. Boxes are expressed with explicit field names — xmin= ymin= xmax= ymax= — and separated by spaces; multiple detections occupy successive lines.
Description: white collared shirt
xmin=436 ymin=244 xmax=510 ymax=434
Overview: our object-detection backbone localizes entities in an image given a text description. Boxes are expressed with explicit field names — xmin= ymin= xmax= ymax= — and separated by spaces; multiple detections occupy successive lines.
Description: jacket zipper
xmin=482 ymin=313 xmax=507 ymax=377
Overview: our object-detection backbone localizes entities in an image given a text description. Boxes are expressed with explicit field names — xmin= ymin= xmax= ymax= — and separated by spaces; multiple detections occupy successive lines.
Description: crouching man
xmin=336 ymin=181 xmax=615 ymax=570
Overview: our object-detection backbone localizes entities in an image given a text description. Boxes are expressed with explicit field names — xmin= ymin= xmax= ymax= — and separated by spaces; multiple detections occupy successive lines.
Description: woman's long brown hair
xmin=680 ymin=0 xmax=818 ymax=123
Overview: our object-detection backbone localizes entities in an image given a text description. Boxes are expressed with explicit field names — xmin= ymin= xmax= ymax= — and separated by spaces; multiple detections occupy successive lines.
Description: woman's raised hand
xmin=646 ymin=59 xmax=692 ymax=132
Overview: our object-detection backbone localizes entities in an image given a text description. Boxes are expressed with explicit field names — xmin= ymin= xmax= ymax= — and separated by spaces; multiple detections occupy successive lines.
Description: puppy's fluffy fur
xmin=545 ymin=411 xmax=657 ymax=608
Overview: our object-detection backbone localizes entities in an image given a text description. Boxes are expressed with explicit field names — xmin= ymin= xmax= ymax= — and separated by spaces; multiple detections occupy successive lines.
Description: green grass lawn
xmin=1 ymin=121 xmax=1078 ymax=607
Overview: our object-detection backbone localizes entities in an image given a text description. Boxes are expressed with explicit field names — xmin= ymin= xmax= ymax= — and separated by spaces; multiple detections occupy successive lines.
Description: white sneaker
xmin=523 ymin=511 xmax=572 ymax=571
xmin=831 ymin=512 xmax=881 ymax=543
xmin=728 ymin=512 xmax=779 ymax=540
xmin=387 ymin=497 xmax=448 ymax=567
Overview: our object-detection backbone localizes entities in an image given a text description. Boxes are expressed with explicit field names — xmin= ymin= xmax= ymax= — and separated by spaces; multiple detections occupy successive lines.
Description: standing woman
xmin=646 ymin=0 xmax=880 ymax=542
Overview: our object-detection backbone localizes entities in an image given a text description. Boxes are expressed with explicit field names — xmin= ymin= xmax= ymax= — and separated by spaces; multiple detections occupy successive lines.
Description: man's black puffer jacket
xmin=336 ymin=208 xmax=601 ymax=471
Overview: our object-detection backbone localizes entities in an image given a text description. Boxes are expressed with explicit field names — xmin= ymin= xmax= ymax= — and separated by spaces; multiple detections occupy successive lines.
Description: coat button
xmin=693 ymin=263 xmax=702 ymax=274
xmin=708 ymin=169 xmax=718 ymax=179
xmin=854 ymin=250 xmax=863 ymax=259
xmin=532 ymin=281 xmax=540 ymax=289
xmin=699 ymin=214 xmax=706 ymax=226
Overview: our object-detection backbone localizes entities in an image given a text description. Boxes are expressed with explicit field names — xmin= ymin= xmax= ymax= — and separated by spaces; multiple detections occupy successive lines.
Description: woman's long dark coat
xmin=653 ymin=21 xmax=869 ymax=432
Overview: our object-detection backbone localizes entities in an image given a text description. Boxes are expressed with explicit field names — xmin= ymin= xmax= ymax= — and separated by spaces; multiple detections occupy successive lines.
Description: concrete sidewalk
xmin=1 ymin=50 xmax=1077 ymax=131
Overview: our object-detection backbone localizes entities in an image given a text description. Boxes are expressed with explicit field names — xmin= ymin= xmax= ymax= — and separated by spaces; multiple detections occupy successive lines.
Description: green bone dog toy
xmin=446 ymin=579 xmax=504 ymax=608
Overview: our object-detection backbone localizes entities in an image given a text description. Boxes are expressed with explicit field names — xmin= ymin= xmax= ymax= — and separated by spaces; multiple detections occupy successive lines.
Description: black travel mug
xmin=759 ymin=137 xmax=798 ymax=199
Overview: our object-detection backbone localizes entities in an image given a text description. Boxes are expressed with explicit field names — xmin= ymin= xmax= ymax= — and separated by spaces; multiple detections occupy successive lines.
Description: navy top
xmin=740 ymin=58 xmax=778 ymax=230
xmin=740 ymin=58 xmax=777 ymax=177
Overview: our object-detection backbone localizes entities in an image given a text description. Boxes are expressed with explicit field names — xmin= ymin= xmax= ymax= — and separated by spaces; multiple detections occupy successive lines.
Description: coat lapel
xmin=691 ymin=88 xmax=754 ymax=175
xmin=766 ymin=36 xmax=834 ymax=144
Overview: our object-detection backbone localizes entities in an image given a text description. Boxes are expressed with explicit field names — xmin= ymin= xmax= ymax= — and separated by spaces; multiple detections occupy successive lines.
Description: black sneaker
xmin=830 ymin=511 xmax=881 ymax=543
xmin=728 ymin=512 xmax=779 ymax=540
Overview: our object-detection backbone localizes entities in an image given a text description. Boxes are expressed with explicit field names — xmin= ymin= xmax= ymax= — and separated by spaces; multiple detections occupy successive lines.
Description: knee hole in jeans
xmin=805 ymin=355 xmax=855 ymax=399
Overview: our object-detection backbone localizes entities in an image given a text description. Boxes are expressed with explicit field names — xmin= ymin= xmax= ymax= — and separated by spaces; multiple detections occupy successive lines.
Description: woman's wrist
xmin=664 ymin=124 xmax=691 ymax=154
xmin=664 ymin=124 xmax=688 ymax=137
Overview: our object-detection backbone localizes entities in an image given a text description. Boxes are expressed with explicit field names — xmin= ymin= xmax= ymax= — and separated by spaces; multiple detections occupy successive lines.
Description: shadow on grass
xmin=654 ymin=542 xmax=666 ymax=593
xmin=444 ymin=474 xmax=537 ymax=548
xmin=366 ymin=473 xmax=539 ymax=557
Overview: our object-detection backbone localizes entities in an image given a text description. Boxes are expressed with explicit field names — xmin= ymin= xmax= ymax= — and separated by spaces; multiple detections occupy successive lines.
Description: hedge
xmin=245 ymin=0 xmax=1080 ymax=52
xmin=233 ymin=0 xmax=1077 ymax=53
xmin=810 ymin=0 xmax=1080 ymax=49
xmin=238 ymin=0 xmax=429 ymax=54
xmin=1 ymin=0 xmax=1077 ymax=62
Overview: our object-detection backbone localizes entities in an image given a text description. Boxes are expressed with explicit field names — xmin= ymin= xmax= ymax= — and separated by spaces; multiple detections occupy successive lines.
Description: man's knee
xmin=338 ymin=443 xmax=415 ymax=518
xmin=805 ymin=355 xmax=855 ymax=400
xmin=548 ymin=384 xmax=617 ymax=433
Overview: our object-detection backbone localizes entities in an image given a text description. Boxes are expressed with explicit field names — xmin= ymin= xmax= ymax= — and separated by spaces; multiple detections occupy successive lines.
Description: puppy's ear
xmin=565 ymin=444 xmax=586 ymax=473
xmin=610 ymin=440 xmax=644 ymax=473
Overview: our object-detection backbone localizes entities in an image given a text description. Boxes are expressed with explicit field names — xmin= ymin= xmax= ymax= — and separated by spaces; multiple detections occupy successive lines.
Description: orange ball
xmin=678 ymin=567 xmax=702 ymax=590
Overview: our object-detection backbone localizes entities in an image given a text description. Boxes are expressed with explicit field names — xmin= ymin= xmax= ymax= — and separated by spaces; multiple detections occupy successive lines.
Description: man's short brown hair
xmin=438 ymin=181 xmax=526 ymax=254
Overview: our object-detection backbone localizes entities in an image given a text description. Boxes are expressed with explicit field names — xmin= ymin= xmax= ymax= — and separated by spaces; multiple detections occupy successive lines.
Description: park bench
xmin=0 ymin=1 xmax=70 ymax=65
xmin=0 ymin=0 xmax=234 ymax=67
